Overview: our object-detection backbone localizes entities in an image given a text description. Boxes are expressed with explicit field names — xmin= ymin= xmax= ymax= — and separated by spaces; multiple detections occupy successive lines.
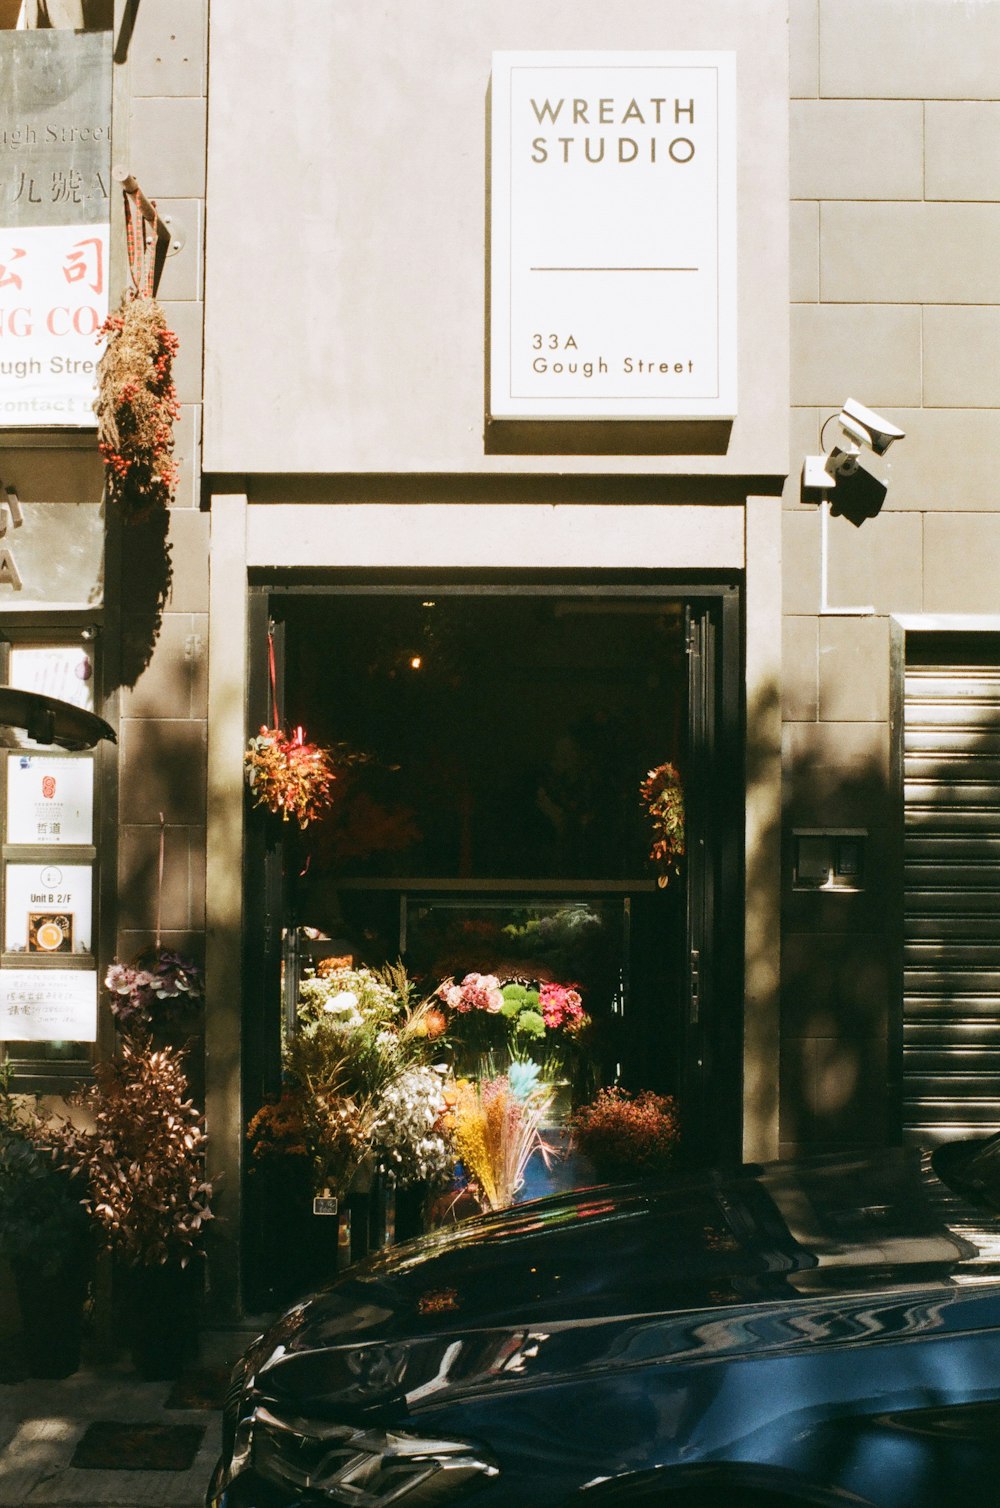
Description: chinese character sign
xmin=0 ymin=968 xmax=97 ymax=1042
xmin=0 ymin=223 xmax=108 ymax=423
xmin=6 ymin=754 xmax=94 ymax=845
xmin=0 ymin=30 xmax=111 ymax=427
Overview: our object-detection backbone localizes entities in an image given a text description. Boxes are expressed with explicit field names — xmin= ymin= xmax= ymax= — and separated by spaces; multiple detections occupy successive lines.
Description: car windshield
xmin=932 ymin=1132 xmax=1000 ymax=1211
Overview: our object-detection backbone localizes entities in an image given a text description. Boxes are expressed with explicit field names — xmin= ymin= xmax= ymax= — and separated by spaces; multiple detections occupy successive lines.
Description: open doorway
xmin=242 ymin=579 xmax=742 ymax=1294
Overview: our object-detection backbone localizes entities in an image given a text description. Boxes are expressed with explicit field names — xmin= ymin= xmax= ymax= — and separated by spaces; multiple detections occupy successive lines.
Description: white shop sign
xmin=0 ymin=222 xmax=108 ymax=427
xmin=0 ymin=967 xmax=97 ymax=1042
xmin=6 ymin=754 xmax=94 ymax=846
xmin=5 ymin=861 xmax=92 ymax=955
xmin=490 ymin=51 xmax=737 ymax=421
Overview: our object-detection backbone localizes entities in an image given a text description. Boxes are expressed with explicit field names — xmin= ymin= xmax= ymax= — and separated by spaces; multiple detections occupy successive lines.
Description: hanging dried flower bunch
xmin=244 ymin=725 xmax=338 ymax=829
xmin=96 ymin=293 xmax=180 ymax=521
xmin=639 ymin=761 xmax=685 ymax=886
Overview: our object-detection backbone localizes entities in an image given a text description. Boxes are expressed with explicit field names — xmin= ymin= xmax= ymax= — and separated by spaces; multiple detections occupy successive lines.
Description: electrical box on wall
xmin=792 ymin=830 xmax=866 ymax=892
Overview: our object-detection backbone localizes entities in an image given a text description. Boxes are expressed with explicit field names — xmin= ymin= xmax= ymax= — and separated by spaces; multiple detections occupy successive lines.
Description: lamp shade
xmin=0 ymin=688 xmax=116 ymax=751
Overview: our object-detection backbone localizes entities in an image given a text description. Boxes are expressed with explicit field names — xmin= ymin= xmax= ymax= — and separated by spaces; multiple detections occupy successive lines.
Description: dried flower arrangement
xmin=639 ymin=761 xmax=686 ymax=886
xmin=96 ymin=294 xmax=180 ymax=521
xmin=104 ymin=949 xmax=203 ymax=1037
xmin=246 ymin=1084 xmax=368 ymax=1200
xmin=244 ymin=725 xmax=338 ymax=829
xmin=570 ymin=1087 xmax=680 ymax=1181
xmin=48 ymin=1040 xmax=213 ymax=1269
xmin=451 ymin=1068 xmax=553 ymax=1212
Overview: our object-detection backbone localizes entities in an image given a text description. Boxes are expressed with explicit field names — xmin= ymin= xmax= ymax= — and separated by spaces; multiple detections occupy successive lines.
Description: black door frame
xmin=243 ymin=574 xmax=743 ymax=1283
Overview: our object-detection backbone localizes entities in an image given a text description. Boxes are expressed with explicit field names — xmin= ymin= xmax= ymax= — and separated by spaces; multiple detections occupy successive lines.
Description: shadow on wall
xmin=115 ymin=509 xmax=173 ymax=690
xmin=777 ymin=715 xmax=896 ymax=1156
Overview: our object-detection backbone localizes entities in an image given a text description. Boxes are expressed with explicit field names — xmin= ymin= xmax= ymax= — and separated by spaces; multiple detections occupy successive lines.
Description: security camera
xmin=802 ymin=397 xmax=907 ymax=507
xmin=838 ymin=398 xmax=905 ymax=457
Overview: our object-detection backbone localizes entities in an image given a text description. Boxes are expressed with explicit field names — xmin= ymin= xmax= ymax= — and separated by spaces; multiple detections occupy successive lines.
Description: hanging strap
xmin=124 ymin=187 xmax=156 ymax=298
xmin=155 ymin=811 xmax=165 ymax=949
xmin=268 ymin=624 xmax=280 ymax=729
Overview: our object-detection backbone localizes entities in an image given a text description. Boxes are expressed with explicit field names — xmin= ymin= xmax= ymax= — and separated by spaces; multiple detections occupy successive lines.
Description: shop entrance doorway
xmin=242 ymin=579 xmax=742 ymax=1302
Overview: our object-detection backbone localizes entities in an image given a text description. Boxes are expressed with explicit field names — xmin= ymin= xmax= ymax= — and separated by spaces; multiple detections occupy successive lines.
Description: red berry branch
xmin=96 ymin=293 xmax=180 ymax=521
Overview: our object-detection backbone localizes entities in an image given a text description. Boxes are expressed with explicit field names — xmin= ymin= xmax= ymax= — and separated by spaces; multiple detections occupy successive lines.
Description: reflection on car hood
xmin=250 ymin=1148 xmax=1000 ymax=1414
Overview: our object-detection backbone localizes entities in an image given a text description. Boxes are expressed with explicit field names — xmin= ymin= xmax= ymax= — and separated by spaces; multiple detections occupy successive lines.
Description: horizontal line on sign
xmin=530 ymin=266 xmax=699 ymax=272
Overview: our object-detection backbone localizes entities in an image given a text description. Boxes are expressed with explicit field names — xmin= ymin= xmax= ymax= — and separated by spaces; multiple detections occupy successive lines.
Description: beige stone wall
xmin=202 ymin=0 xmax=789 ymax=478
xmin=781 ymin=0 xmax=1000 ymax=1153
xmin=112 ymin=0 xmax=209 ymax=972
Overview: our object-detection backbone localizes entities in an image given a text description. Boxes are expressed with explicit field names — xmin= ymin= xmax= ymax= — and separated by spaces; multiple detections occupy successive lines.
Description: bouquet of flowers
xmin=436 ymin=972 xmax=504 ymax=1014
xmin=570 ymin=1087 xmax=680 ymax=1181
xmin=246 ymin=1085 xmax=368 ymax=1200
xmin=451 ymin=1067 xmax=553 ymax=1212
xmin=253 ymin=963 xmax=451 ymax=1198
xmin=433 ymin=972 xmax=595 ymax=1096
xmin=244 ymin=725 xmax=338 ymax=829
xmin=370 ymin=1064 xmax=454 ymax=1189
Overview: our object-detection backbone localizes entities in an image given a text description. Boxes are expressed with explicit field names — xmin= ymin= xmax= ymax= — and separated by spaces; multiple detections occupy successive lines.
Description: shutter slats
xmin=904 ymin=662 xmax=1000 ymax=1143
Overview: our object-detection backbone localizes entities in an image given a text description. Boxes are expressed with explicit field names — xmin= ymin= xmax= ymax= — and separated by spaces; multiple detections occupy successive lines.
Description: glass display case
xmin=402 ymin=893 xmax=629 ymax=1077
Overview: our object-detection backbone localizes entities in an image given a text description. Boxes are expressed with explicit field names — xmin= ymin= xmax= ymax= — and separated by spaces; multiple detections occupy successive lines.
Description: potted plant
xmin=49 ymin=1040 xmax=213 ymax=1379
xmin=0 ymin=1060 xmax=92 ymax=1378
xmin=569 ymin=1087 xmax=680 ymax=1181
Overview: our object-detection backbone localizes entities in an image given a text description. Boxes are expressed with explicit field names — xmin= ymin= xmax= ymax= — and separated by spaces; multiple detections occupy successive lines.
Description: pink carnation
xmin=540 ymin=982 xmax=585 ymax=1030
xmin=437 ymin=972 xmax=504 ymax=1014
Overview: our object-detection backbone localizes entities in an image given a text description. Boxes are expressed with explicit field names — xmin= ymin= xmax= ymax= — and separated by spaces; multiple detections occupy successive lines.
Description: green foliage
xmin=267 ymin=962 xmax=439 ymax=1195
xmin=0 ymin=1059 xmax=90 ymax=1276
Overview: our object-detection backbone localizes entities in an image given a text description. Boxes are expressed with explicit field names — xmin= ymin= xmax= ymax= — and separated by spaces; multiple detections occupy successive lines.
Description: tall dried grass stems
xmin=96 ymin=293 xmax=180 ymax=521
xmin=453 ymin=1075 xmax=553 ymax=1212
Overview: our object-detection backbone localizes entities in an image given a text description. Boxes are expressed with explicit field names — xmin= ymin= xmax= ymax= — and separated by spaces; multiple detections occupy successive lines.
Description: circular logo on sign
xmin=39 ymin=866 xmax=63 ymax=888
xmin=35 ymin=920 xmax=65 ymax=951
xmin=41 ymin=775 xmax=56 ymax=799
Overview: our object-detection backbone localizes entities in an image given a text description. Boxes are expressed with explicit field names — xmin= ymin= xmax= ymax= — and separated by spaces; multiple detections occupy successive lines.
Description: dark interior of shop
xmin=275 ymin=591 xmax=690 ymax=1094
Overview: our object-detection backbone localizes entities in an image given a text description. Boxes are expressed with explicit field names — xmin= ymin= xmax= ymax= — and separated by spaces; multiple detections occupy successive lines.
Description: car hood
xmin=244 ymin=1145 xmax=1000 ymax=1417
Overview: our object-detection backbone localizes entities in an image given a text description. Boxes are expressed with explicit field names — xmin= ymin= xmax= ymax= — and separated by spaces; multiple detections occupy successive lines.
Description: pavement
xmin=0 ymin=1329 xmax=262 ymax=1508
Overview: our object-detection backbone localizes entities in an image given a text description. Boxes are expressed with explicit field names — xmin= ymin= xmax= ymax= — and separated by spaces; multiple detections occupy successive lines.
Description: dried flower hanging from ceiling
xmin=244 ymin=725 xmax=339 ymax=829
xmin=639 ymin=760 xmax=685 ymax=886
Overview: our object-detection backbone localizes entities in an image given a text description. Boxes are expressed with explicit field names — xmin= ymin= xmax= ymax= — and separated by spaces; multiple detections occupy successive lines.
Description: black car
xmin=208 ymin=1135 xmax=1000 ymax=1507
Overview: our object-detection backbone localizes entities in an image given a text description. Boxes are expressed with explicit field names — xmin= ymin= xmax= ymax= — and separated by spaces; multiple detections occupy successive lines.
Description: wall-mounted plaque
xmin=5 ymin=860 xmax=92 ymax=954
xmin=490 ymin=51 xmax=737 ymax=422
xmin=0 ymin=31 xmax=112 ymax=427
xmin=0 ymin=967 xmax=96 ymax=1042
xmin=6 ymin=753 xmax=94 ymax=845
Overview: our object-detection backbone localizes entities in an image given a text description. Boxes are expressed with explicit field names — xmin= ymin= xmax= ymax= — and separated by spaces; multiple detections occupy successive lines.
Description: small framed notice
xmin=490 ymin=50 xmax=737 ymax=421
xmin=0 ymin=968 xmax=97 ymax=1042
xmin=6 ymin=754 xmax=94 ymax=846
xmin=5 ymin=862 xmax=92 ymax=955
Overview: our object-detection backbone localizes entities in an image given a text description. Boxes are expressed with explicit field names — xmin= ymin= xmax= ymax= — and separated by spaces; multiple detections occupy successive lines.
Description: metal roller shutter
xmin=904 ymin=643 xmax=1000 ymax=1145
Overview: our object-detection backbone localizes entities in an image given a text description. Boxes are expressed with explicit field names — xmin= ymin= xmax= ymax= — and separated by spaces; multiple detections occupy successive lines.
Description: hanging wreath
xmin=245 ymin=725 xmax=338 ymax=829
xmin=95 ymin=293 xmax=180 ymax=521
xmin=639 ymin=761 xmax=685 ymax=887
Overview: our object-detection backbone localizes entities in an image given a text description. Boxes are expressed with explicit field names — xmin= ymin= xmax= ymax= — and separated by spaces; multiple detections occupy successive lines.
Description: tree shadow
xmin=115 ymin=508 xmax=173 ymax=690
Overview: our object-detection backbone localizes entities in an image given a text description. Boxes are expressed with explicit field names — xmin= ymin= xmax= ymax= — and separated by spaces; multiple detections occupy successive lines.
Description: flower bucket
xmin=13 ymin=1251 xmax=90 ymax=1379
xmin=120 ymin=1261 xmax=202 ymax=1380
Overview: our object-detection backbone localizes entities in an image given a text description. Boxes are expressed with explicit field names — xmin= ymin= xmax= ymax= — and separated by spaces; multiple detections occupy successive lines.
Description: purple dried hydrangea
xmin=104 ymin=951 xmax=203 ymax=1032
